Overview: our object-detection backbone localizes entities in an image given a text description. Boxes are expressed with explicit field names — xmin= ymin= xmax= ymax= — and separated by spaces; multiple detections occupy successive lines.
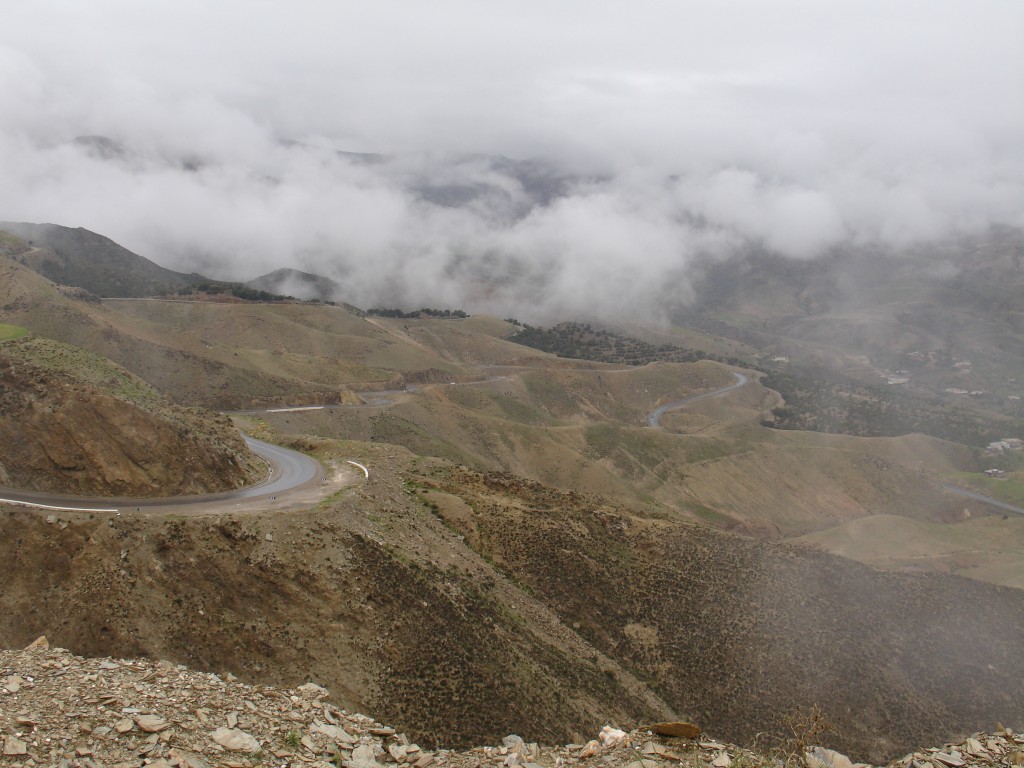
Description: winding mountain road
xmin=1 ymin=374 xmax=513 ymax=514
xmin=0 ymin=436 xmax=325 ymax=514
xmin=3 ymin=368 xmax=752 ymax=513
xmin=647 ymin=371 xmax=750 ymax=428
xmin=941 ymin=484 xmax=1024 ymax=517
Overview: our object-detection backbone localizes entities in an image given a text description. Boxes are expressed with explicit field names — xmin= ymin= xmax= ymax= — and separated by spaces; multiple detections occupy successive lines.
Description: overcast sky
xmin=1 ymin=1 xmax=1022 ymax=317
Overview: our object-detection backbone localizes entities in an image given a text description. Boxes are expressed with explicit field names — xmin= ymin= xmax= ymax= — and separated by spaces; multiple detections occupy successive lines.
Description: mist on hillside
xmin=1 ymin=1 xmax=1021 ymax=320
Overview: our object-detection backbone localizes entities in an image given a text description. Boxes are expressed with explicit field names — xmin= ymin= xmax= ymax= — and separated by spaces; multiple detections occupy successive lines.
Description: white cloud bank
xmin=1 ymin=1 xmax=1021 ymax=319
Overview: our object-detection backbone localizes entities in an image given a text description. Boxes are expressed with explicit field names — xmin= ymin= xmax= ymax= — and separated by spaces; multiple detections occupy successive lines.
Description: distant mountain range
xmin=0 ymin=221 xmax=202 ymax=298
xmin=0 ymin=221 xmax=355 ymax=304
xmin=73 ymin=134 xmax=578 ymax=215
xmin=244 ymin=267 xmax=345 ymax=303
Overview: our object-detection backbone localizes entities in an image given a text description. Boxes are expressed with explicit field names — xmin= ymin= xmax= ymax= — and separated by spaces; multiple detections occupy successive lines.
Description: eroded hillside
xmin=0 ymin=336 xmax=259 ymax=496
xmin=1 ymin=435 xmax=1022 ymax=762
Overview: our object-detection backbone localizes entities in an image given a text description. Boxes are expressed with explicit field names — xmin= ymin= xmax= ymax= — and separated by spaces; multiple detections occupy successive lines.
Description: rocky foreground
xmin=2 ymin=640 xmax=1021 ymax=768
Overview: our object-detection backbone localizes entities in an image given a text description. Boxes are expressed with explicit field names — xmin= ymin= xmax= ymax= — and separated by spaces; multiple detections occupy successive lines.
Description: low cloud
xmin=1 ymin=2 xmax=1021 ymax=321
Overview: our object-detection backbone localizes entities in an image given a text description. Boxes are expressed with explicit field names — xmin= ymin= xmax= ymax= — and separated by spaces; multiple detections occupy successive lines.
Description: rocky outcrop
xmin=0 ymin=640 xmax=1021 ymax=768
xmin=0 ymin=337 xmax=259 ymax=496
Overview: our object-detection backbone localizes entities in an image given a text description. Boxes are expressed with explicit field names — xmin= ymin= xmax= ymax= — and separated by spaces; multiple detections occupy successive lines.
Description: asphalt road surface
xmin=0 ymin=435 xmax=323 ymax=514
xmin=647 ymin=371 xmax=750 ymax=428
xmin=941 ymin=483 xmax=1024 ymax=517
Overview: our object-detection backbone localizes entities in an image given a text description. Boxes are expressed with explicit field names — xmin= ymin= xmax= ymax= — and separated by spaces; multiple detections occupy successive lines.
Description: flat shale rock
xmin=210 ymin=726 xmax=261 ymax=751
xmin=642 ymin=721 xmax=702 ymax=739
xmin=1 ymin=640 xmax=1020 ymax=768
xmin=136 ymin=714 xmax=170 ymax=732
xmin=3 ymin=736 xmax=28 ymax=756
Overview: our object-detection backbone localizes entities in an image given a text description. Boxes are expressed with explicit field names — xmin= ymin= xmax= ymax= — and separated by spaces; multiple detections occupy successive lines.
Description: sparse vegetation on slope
xmin=368 ymin=308 xmax=469 ymax=319
xmin=509 ymin=322 xmax=743 ymax=367
xmin=507 ymin=320 xmax=1022 ymax=448
xmin=3 ymin=439 xmax=1022 ymax=760
xmin=0 ymin=222 xmax=200 ymax=297
xmin=762 ymin=366 xmax=1023 ymax=448
xmin=0 ymin=336 xmax=259 ymax=495
xmin=415 ymin=463 xmax=1024 ymax=762
xmin=4 ymin=640 xmax=1019 ymax=768
xmin=0 ymin=323 xmax=28 ymax=340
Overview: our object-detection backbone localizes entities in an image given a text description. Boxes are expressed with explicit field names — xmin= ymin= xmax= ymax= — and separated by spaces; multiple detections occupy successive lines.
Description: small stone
xmin=964 ymin=739 xmax=986 ymax=756
xmin=578 ymin=741 xmax=601 ymax=759
xmin=265 ymin=533 xmax=274 ymax=541
xmin=169 ymin=748 xmax=213 ymax=768
xmin=14 ymin=716 xmax=37 ymax=727
xmin=413 ymin=756 xmax=434 ymax=768
xmin=1009 ymin=752 xmax=1024 ymax=766
xmin=599 ymin=726 xmax=627 ymax=747
xmin=25 ymin=635 xmax=49 ymax=650
xmin=210 ymin=727 xmax=260 ymax=752
xmin=645 ymin=721 xmax=702 ymax=739
xmin=389 ymin=744 xmax=409 ymax=762
xmin=115 ymin=719 xmax=135 ymax=734
xmin=99 ymin=661 xmax=120 ymax=670
xmin=502 ymin=736 xmax=526 ymax=755
xmin=312 ymin=722 xmax=357 ymax=744
xmin=4 ymin=675 xmax=24 ymax=693
xmin=806 ymin=747 xmax=854 ymax=768
xmin=77 ymin=746 xmax=94 ymax=756
xmin=226 ymin=712 xmax=238 ymax=728
xmin=46 ymin=515 xmax=58 ymax=523
xmin=297 ymin=682 xmax=329 ymax=700
xmin=346 ymin=743 xmax=382 ymax=768
xmin=932 ymin=753 xmax=965 ymax=767
xmin=136 ymin=715 xmax=170 ymax=733
xmin=3 ymin=736 xmax=28 ymax=756
xmin=712 ymin=752 xmax=732 ymax=768
xmin=370 ymin=726 xmax=396 ymax=736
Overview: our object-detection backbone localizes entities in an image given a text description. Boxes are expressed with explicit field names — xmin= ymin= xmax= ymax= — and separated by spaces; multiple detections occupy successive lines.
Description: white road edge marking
xmin=0 ymin=497 xmax=119 ymax=513
xmin=266 ymin=405 xmax=326 ymax=413
xmin=346 ymin=460 xmax=370 ymax=479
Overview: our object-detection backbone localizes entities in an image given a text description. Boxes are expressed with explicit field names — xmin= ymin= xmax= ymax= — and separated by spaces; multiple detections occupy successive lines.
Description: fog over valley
xmin=1 ymin=0 xmax=1022 ymax=319
xmin=5 ymin=4 xmax=1024 ymax=760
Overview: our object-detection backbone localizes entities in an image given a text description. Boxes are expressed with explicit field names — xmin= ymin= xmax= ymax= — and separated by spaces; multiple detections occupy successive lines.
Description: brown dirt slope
xmin=0 ymin=336 xmax=258 ymax=496
xmin=0 ymin=221 xmax=196 ymax=296
xmin=415 ymin=463 xmax=1024 ymax=763
xmin=266 ymin=362 xmax=970 ymax=538
xmin=0 ymin=439 xmax=676 ymax=752
xmin=1 ymin=436 xmax=1021 ymax=763
xmin=0 ymin=246 xmax=477 ymax=408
